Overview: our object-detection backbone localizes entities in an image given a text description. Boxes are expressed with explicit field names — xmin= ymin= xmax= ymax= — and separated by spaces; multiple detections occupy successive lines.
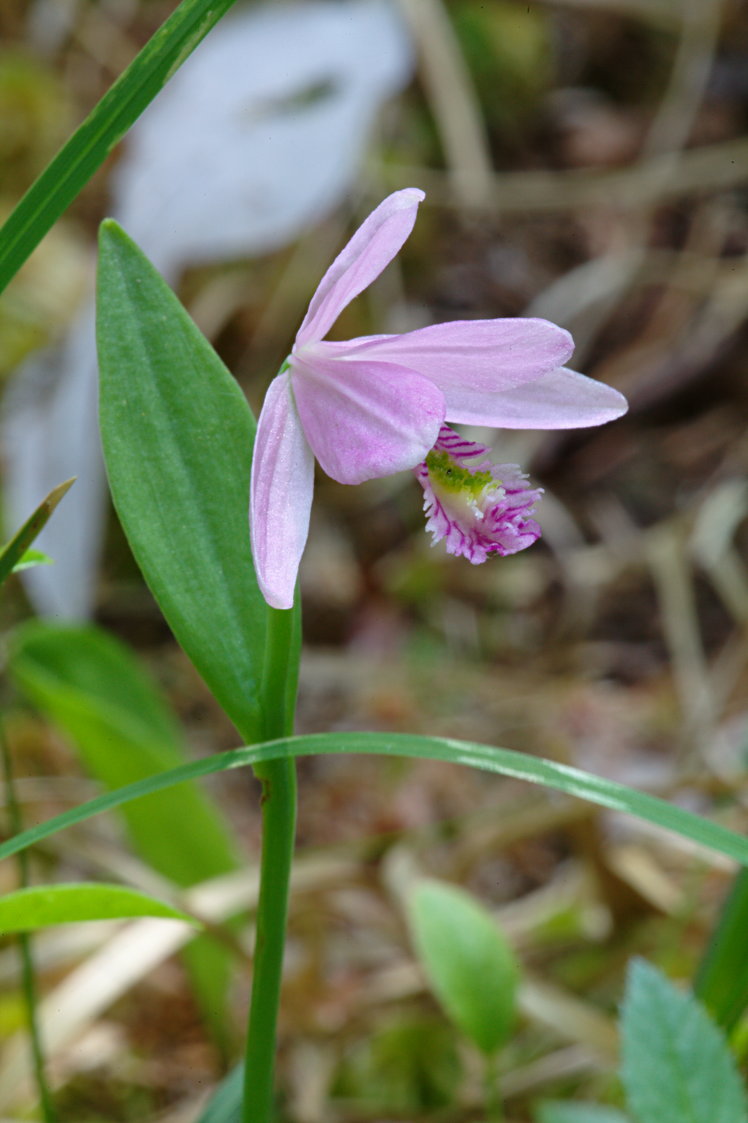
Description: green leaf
xmin=694 ymin=868 xmax=748 ymax=1034
xmin=96 ymin=220 xmax=282 ymax=745
xmin=9 ymin=621 xmax=240 ymax=1037
xmin=535 ymin=1104 xmax=630 ymax=1123
xmin=407 ymin=879 xmax=518 ymax=1055
xmin=11 ymin=548 xmax=53 ymax=572
xmin=197 ymin=1064 xmax=243 ymax=1123
xmin=10 ymin=621 xmax=239 ymax=887
xmin=620 ymin=959 xmax=748 ymax=1123
xmin=0 ymin=0 xmax=240 ymax=294
xmin=1 ymin=732 xmax=747 ymax=870
xmin=0 ymin=883 xmax=197 ymax=933
xmin=0 ymin=477 xmax=73 ymax=587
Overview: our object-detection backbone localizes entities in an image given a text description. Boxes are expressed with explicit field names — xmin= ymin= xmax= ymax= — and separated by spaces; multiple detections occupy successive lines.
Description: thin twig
xmin=395 ymin=0 xmax=494 ymax=206
xmin=0 ymin=722 xmax=57 ymax=1123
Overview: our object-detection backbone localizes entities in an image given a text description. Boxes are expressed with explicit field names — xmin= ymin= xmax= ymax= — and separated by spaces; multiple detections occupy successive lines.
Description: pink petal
xmin=249 ymin=373 xmax=315 ymax=610
xmin=441 ymin=366 xmax=628 ymax=429
xmin=295 ymin=188 xmax=425 ymax=347
xmin=343 ymin=318 xmax=574 ymax=393
xmin=290 ymin=349 xmax=444 ymax=485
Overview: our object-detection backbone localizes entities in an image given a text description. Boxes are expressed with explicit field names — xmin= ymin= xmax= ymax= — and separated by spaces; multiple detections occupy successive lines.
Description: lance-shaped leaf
xmin=96 ymin=220 xmax=284 ymax=743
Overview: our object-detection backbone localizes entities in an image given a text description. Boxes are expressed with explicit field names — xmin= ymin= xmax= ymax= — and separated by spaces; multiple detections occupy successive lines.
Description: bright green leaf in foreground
xmin=407 ymin=879 xmax=518 ymax=1055
xmin=0 ymin=883 xmax=197 ymax=933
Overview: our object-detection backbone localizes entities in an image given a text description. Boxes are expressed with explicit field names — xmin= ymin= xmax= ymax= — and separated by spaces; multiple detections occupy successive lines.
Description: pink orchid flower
xmin=250 ymin=188 xmax=627 ymax=610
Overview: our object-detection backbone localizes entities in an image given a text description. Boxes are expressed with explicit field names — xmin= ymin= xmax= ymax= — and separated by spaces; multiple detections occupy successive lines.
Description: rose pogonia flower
xmin=250 ymin=188 xmax=627 ymax=610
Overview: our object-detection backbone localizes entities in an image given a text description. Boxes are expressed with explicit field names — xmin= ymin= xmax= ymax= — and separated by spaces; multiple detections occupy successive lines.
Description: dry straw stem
xmin=537 ymin=0 xmax=728 ymax=28
xmin=394 ymin=0 xmax=494 ymax=206
xmin=385 ymin=136 xmax=748 ymax=213
xmin=0 ymin=854 xmax=358 ymax=1109
xmin=562 ymin=0 xmax=725 ymax=358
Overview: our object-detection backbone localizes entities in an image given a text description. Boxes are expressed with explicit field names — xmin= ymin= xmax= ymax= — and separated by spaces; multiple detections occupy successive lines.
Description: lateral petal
xmin=344 ymin=318 xmax=575 ymax=392
xmin=443 ymin=366 xmax=629 ymax=429
xmin=290 ymin=351 xmax=444 ymax=485
xmin=249 ymin=373 xmax=315 ymax=610
xmin=295 ymin=188 xmax=424 ymax=346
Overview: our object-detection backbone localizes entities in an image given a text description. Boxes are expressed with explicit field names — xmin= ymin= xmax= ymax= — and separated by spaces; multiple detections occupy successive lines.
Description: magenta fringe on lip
xmin=415 ymin=425 xmax=543 ymax=563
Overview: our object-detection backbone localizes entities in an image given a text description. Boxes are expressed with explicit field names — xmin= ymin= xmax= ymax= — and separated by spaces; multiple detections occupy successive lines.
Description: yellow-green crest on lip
xmin=417 ymin=425 xmax=543 ymax=563
xmin=424 ymin=448 xmax=494 ymax=496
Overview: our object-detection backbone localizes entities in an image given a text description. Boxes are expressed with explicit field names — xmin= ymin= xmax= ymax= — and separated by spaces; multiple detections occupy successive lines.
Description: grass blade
xmin=693 ymin=867 xmax=748 ymax=1034
xmin=1 ymin=731 xmax=746 ymax=868
xmin=0 ymin=478 xmax=74 ymax=587
xmin=0 ymin=0 xmax=239 ymax=294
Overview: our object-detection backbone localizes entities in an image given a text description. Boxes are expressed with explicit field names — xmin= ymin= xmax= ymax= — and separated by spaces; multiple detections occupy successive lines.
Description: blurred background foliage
xmin=1 ymin=0 xmax=748 ymax=1119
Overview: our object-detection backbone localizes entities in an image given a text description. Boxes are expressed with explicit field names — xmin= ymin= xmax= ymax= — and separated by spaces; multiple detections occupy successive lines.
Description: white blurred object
xmin=3 ymin=308 xmax=106 ymax=620
xmin=114 ymin=0 xmax=412 ymax=271
xmin=3 ymin=0 xmax=412 ymax=619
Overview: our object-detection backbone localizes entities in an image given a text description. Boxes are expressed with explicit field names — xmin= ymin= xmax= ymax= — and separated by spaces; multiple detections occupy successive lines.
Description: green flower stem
xmin=0 ymin=0 xmax=239 ymax=295
xmin=242 ymin=605 xmax=300 ymax=1123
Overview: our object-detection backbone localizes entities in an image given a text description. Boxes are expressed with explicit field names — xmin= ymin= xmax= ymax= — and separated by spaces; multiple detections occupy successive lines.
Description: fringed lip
xmin=414 ymin=425 xmax=543 ymax=563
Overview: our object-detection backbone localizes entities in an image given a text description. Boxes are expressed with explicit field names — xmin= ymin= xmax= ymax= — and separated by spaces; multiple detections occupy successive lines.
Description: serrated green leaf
xmin=197 ymin=1064 xmax=243 ymax=1123
xmin=0 ymin=883 xmax=197 ymax=933
xmin=535 ymin=1102 xmax=630 ymax=1123
xmin=1 ymin=732 xmax=748 ymax=870
xmin=621 ymin=959 xmax=748 ymax=1123
xmin=407 ymin=879 xmax=518 ymax=1055
xmin=0 ymin=477 xmax=73 ymax=587
xmin=96 ymin=219 xmax=284 ymax=745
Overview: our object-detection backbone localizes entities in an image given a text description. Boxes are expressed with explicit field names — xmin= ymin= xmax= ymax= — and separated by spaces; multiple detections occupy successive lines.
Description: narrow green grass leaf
xmin=96 ymin=220 xmax=277 ymax=744
xmin=0 ymin=883 xmax=197 ymax=933
xmin=1 ymin=732 xmax=746 ymax=869
xmin=621 ymin=959 xmax=748 ymax=1123
xmin=694 ymin=868 xmax=748 ymax=1034
xmin=0 ymin=478 xmax=74 ymax=587
xmin=407 ymin=879 xmax=518 ymax=1055
xmin=0 ymin=0 xmax=239 ymax=294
